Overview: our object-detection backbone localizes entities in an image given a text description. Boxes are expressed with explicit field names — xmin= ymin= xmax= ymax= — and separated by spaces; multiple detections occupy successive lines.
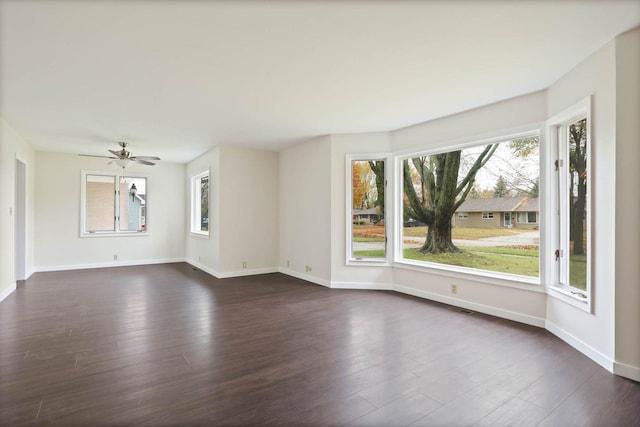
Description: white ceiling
xmin=1 ymin=1 xmax=639 ymax=163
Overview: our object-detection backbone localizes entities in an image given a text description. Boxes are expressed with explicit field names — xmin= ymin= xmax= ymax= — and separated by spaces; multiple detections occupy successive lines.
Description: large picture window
xmin=191 ymin=170 xmax=209 ymax=236
xmin=399 ymin=134 xmax=540 ymax=279
xmin=81 ymin=172 xmax=147 ymax=236
xmin=347 ymin=157 xmax=386 ymax=262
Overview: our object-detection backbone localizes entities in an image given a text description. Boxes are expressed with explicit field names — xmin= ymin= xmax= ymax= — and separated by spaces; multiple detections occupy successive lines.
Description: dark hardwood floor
xmin=1 ymin=263 xmax=638 ymax=426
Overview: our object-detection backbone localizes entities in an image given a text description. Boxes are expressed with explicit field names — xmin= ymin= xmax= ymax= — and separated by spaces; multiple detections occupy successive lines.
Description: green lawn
xmin=403 ymin=226 xmax=525 ymax=240
xmin=570 ymin=254 xmax=587 ymax=290
xmin=354 ymin=246 xmax=539 ymax=277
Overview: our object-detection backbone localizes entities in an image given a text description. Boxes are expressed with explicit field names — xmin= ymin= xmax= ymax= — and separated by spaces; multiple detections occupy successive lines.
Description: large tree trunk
xmin=403 ymin=145 xmax=498 ymax=254
xmin=573 ymin=176 xmax=586 ymax=255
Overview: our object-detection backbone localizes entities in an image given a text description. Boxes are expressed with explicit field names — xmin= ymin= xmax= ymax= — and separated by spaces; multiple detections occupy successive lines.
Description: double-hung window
xmin=191 ymin=170 xmax=209 ymax=236
xmin=81 ymin=171 xmax=148 ymax=236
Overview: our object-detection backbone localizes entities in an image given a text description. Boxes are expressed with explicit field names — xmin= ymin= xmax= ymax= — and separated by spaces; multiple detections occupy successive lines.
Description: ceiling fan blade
xmin=108 ymin=149 xmax=126 ymax=158
xmin=131 ymin=155 xmax=161 ymax=161
xmin=135 ymin=159 xmax=156 ymax=166
xmin=78 ymin=154 xmax=118 ymax=159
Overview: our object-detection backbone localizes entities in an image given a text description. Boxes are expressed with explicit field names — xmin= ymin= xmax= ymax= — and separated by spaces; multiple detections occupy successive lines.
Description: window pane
xmin=351 ymin=160 xmax=385 ymax=259
xmin=200 ymin=175 xmax=209 ymax=232
xmin=401 ymin=137 xmax=539 ymax=278
xmin=119 ymin=177 xmax=146 ymax=232
xmin=568 ymin=118 xmax=588 ymax=290
xmin=86 ymin=174 xmax=115 ymax=232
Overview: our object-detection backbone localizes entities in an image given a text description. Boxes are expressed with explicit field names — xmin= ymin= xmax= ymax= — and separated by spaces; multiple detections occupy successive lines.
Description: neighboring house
xmin=453 ymin=197 xmax=539 ymax=229
xmin=352 ymin=207 xmax=382 ymax=225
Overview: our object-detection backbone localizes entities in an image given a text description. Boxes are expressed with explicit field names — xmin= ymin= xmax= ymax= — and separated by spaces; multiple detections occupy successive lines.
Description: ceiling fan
xmin=79 ymin=142 xmax=160 ymax=168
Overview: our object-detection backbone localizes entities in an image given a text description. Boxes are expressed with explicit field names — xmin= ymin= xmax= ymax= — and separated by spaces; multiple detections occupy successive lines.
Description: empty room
xmin=1 ymin=1 xmax=639 ymax=425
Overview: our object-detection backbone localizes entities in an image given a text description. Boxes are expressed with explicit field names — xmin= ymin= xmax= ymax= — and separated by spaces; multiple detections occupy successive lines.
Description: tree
xmin=569 ymin=119 xmax=587 ymax=255
xmin=403 ymin=144 xmax=499 ymax=253
xmin=368 ymin=160 xmax=385 ymax=214
xmin=492 ymin=175 xmax=510 ymax=198
xmin=352 ymin=162 xmax=367 ymax=209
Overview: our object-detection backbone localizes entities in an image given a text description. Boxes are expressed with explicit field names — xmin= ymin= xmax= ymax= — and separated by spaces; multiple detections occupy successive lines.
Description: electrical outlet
xmin=286 ymin=260 xmax=290 ymax=268
xmin=451 ymin=284 xmax=457 ymax=294
xmin=242 ymin=261 xmax=247 ymax=269
xmin=114 ymin=254 xmax=118 ymax=261
xmin=305 ymin=265 xmax=312 ymax=273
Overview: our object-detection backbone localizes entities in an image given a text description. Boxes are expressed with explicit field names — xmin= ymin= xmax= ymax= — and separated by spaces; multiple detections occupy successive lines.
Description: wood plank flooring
xmin=1 ymin=263 xmax=638 ymax=426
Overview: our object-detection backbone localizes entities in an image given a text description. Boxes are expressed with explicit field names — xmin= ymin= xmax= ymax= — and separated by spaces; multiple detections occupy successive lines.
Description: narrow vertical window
xmin=348 ymin=158 xmax=386 ymax=261
xmin=191 ymin=170 xmax=209 ymax=236
xmin=559 ymin=117 xmax=589 ymax=295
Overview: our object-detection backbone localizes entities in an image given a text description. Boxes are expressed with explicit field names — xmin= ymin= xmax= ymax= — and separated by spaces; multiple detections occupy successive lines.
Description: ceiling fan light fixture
xmin=115 ymin=158 xmax=133 ymax=168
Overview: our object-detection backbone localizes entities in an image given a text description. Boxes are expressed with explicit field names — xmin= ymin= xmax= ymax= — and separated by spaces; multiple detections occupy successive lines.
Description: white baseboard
xmin=0 ymin=282 xmax=17 ymax=303
xmin=35 ymin=258 xmax=185 ymax=272
xmin=215 ymin=267 xmax=279 ymax=279
xmin=613 ymin=361 xmax=640 ymax=382
xmin=545 ymin=320 xmax=615 ymax=373
xmin=278 ymin=268 xmax=331 ymax=288
xmin=185 ymin=259 xmax=278 ymax=279
xmin=331 ymin=281 xmax=394 ymax=290
xmin=394 ymin=284 xmax=546 ymax=328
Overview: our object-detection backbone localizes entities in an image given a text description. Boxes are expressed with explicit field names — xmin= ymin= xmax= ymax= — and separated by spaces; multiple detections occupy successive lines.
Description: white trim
xmin=80 ymin=171 xmax=150 ymax=237
xmin=613 ymin=361 xmax=640 ymax=382
xmin=545 ymin=320 xmax=614 ymax=373
xmin=185 ymin=258 xmax=279 ymax=279
xmin=278 ymin=267 xmax=331 ymax=288
xmin=545 ymin=96 xmax=593 ymax=313
xmin=547 ymin=285 xmax=590 ymax=312
xmin=394 ymin=284 xmax=546 ymax=328
xmin=217 ymin=267 xmax=279 ymax=279
xmin=346 ymin=154 xmax=390 ymax=265
xmin=0 ymin=283 xmax=17 ymax=303
xmin=190 ymin=169 xmax=210 ymax=236
xmin=35 ymin=258 xmax=184 ymax=272
xmin=331 ymin=281 xmax=394 ymax=290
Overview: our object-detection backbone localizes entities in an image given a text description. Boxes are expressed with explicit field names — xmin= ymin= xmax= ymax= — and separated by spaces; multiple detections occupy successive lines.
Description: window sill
xmin=393 ymin=259 xmax=544 ymax=292
xmin=81 ymin=231 xmax=149 ymax=238
xmin=347 ymin=258 xmax=390 ymax=267
xmin=547 ymin=285 xmax=591 ymax=313
xmin=190 ymin=231 xmax=210 ymax=240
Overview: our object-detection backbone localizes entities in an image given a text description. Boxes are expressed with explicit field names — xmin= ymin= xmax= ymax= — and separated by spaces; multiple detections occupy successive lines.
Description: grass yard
xmin=353 ymin=246 xmax=539 ymax=278
xmin=403 ymin=226 xmax=528 ymax=240
xmin=570 ymin=254 xmax=587 ymax=291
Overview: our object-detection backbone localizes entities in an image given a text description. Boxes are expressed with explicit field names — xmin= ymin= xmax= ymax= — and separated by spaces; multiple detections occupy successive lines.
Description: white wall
xmin=218 ymin=145 xmax=279 ymax=275
xmin=0 ymin=119 xmax=35 ymax=301
xmin=545 ymin=40 xmax=617 ymax=369
xmin=34 ymin=151 xmax=185 ymax=270
xmin=279 ymin=136 xmax=332 ymax=285
xmin=185 ymin=146 xmax=221 ymax=274
xmin=614 ymin=27 xmax=640 ymax=379
xmin=185 ymin=145 xmax=279 ymax=278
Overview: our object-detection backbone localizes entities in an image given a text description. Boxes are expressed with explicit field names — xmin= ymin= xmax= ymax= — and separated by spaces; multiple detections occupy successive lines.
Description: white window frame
xmin=346 ymin=154 xmax=390 ymax=265
xmin=80 ymin=170 xmax=149 ymax=237
xmin=482 ymin=212 xmax=494 ymax=219
xmin=458 ymin=212 xmax=469 ymax=219
xmin=546 ymin=97 xmax=592 ymax=312
xmin=191 ymin=169 xmax=210 ymax=238
xmin=393 ymin=129 xmax=542 ymax=287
